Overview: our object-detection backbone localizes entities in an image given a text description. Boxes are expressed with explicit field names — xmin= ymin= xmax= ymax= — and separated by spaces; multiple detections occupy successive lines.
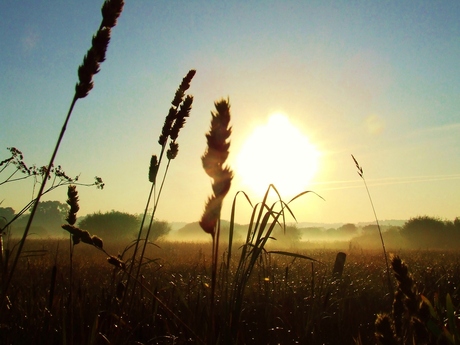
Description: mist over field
xmin=3 ymin=203 xmax=458 ymax=251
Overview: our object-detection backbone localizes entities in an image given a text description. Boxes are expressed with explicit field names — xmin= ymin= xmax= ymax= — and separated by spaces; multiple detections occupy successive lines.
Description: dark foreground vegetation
xmin=1 ymin=240 xmax=460 ymax=344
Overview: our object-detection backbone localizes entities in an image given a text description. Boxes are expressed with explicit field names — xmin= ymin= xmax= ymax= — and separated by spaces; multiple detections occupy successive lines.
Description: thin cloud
xmin=409 ymin=122 xmax=460 ymax=137
xmin=312 ymin=173 xmax=460 ymax=191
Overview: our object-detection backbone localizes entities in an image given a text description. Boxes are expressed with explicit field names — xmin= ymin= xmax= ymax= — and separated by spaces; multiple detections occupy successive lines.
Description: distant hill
xmin=294 ymin=219 xmax=407 ymax=229
xmin=166 ymin=219 xmax=409 ymax=243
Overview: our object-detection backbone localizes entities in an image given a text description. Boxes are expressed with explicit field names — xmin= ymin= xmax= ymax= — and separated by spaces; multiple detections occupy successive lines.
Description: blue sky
xmin=1 ymin=1 xmax=459 ymax=225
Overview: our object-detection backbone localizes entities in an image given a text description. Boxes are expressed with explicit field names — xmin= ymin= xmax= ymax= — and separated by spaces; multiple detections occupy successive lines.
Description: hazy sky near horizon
xmin=1 ymin=1 xmax=459 ymax=226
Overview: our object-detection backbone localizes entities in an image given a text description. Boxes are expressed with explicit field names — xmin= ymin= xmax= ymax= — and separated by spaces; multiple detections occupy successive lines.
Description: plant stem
xmin=0 ymin=95 xmax=78 ymax=308
xmin=362 ymin=177 xmax=393 ymax=298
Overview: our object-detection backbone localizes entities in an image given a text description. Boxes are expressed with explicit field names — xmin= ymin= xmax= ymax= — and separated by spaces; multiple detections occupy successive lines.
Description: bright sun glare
xmin=236 ymin=113 xmax=320 ymax=197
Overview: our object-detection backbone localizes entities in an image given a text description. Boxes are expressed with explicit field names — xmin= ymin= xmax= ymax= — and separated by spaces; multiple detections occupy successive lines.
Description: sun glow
xmin=236 ymin=113 xmax=320 ymax=197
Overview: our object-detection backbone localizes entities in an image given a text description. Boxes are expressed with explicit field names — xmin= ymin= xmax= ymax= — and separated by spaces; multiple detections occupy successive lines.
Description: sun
xmin=235 ymin=113 xmax=320 ymax=197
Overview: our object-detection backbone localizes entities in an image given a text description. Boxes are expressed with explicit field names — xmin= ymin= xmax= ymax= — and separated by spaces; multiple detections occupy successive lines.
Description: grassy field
xmin=1 ymin=238 xmax=459 ymax=344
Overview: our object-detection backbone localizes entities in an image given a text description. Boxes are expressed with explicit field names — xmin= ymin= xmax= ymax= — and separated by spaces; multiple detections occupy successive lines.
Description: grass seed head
xmin=199 ymin=195 xmax=224 ymax=236
xmin=158 ymin=70 xmax=196 ymax=146
xmin=91 ymin=235 xmax=103 ymax=249
xmin=169 ymin=95 xmax=194 ymax=141
xmin=199 ymin=99 xmax=233 ymax=237
xmin=75 ymin=0 xmax=124 ymax=99
xmin=65 ymin=185 xmax=80 ymax=225
xmin=101 ymin=0 xmax=125 ymax=29
xmin=148 ymin=155 xmax=159 ymax=183
xmin=167 ymin=142 xmax=179 ymax=160
xmin=171 ymin=70 xmax=196 ymax=107
xmin=107 ymin=255 xmax=126 ymax=270
xmin=80 ymin=230 xmax=93 ymax=245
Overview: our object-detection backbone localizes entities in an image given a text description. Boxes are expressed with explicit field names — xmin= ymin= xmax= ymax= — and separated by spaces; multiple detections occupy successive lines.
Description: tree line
xmin=0 ymin=202 xmax=170 ymax=242
xmin=1 ymin=202 xmax=459 ymax=248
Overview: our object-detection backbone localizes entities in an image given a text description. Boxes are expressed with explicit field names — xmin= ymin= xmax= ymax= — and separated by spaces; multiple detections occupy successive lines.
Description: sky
xmin=1 ymin=1 xmax=459 ymax=227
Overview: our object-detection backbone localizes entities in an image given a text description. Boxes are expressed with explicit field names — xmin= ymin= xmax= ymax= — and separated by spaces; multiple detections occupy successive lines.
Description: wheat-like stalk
xmin=75 ymin=0 xmax=124 ymax=99
xmin=122 ymin=70 xmax=196 ymax=312
xmin=1 ymin=1 xmax=124 ymax=308
xmin=65 ymin=185 xmax=79 ymax=226
xmin=375 ymin=255 xmax=435 ymax=344
xmin=199 ymin=99 xmax=233 ymax=340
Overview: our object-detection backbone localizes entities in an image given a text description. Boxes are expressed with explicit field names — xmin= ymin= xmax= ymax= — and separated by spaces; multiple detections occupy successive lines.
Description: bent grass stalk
xmin=0 ymin=0 xmax=124 ymax=308
xmin=351 ymin=154 xmax=392 ymax=298
xmin=226 ymin=185 xmax=321 ymax=342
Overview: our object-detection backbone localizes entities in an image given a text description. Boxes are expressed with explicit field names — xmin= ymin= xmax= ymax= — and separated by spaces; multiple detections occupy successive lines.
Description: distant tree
xmin=79 ymin=211 xmax=140 ymax=240
xmin=362 ymin=224 xmax=379 ymax=233
xmin=141 ymin=219 xmax=172 ymax=242
xmin=400 ymin=216 xmax=457 ymax=248
xmin=14 ymin=201 xmax=69 ymax=236
xmin=338 ymin=223 xmax=358 ymax=235
xmin=272 ymin=225 xmax=301 ymax=246
xmin=454 ymin=217 xmax=460 ymax=228
xmin=0 ymin=207 xmax=15 ymax=230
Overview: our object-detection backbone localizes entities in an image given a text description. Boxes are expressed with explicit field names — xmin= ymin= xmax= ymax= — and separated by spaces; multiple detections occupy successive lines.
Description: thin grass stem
xmin=351 ymin=154 xmax=392 ymax=298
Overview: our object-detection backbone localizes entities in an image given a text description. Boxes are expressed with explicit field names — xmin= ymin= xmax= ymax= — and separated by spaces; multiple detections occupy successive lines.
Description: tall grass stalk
xmin=351 ymin=154 xmax=392 ymax=298
xmin=123 ymin=70 xmax=195 ymax=309
xmin=225 ymin=185 xmax=319 ymax=342
xmin=199 ymin=99 xmax=233 ymax=341
xmin=0 ymin=0 xmax=123 ymax=308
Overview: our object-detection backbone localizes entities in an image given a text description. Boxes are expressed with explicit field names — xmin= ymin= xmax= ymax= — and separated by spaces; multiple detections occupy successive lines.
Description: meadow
xmin=1 ymin=238 xmax=460 ymax=344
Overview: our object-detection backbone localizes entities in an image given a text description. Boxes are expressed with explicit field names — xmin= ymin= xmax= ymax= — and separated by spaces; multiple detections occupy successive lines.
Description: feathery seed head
xmin=148 ymin=155 xmax=159 ymax=183
xmin=65 ymin=185 xmax=80 ymax=225
xmin=81 ymin=230 xmax=93 ymax=245
xmin=199 ymin=196 xmax=224 ymax=236
xmin=61 ymin=224 xmax=81 ymax=236
xmin=211 ymin=167 xmax=233 ymax=197
xmin=91 ymin=27 xmax=111 ymax=63
xmin=101 ymin=0 xmax=124 ymax=28
xmin=351 ymin=154 xmax=364 ymax=177
xmin=61 ymin=224 xmax=84 ymax=245
xmin=107 ymin=255 xmax=126 ymax=270
xmin=158 ymin=107 xmax=177 ymax=146
xmin=170 ymin=95 xmax=194 ymax=141
xmin=75 ymin=0 xmax=124 ymax=99
xmin=159 ymin=70 xmax=196 ymax=146
xmin=91 ymin=235 xmax=103 ymax=249
xmin=167 ymin=142 xmax=179 ymax=160
xmin=199 ymin=99 xmax=233 ymax=237
xmin=171 ymin=70 xmax=196 ymax=107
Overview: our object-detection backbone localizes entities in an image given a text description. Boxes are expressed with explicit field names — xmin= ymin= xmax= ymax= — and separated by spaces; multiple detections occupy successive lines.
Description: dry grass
xmin=2 ymin=239 xmax=460 ymax=344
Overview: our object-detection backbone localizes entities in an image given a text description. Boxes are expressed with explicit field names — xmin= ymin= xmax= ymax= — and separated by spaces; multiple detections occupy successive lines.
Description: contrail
xmin=311 ymin=173 xmax=460 ymax=191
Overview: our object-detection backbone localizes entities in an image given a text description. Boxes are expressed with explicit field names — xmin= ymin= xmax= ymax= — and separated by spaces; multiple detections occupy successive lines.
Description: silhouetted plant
xmin=0 ymin=0 xmax=123 ymax=308
xmin=352 ymin=154 xmax=392 ymax=298
xmin=0 ymin=147 xmax=103 ymax=234
xmin=375 ymin=255 xmax=457 ymax=345
xmin=123 ymin=69 xmax=196 ymax=309
xmin=199 ymin=99 xmax=233 ymax=336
